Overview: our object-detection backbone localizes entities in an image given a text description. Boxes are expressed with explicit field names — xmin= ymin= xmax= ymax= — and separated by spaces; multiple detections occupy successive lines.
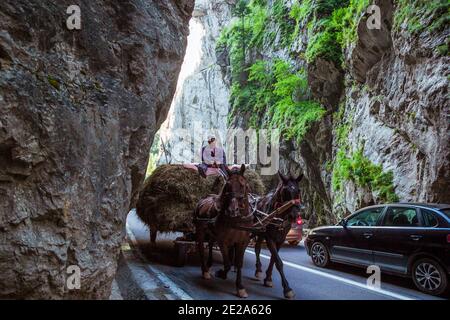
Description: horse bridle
xmin=222 ymin=190 xmax=253 ymax=221
xmin=271 ymin=183 xmax=301 ymax=221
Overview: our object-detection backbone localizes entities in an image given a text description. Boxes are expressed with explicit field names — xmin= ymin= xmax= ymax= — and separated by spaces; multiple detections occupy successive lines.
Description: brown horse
xmin=253 ymin=171 xmax=303 ymax=299
xmin=194 ymin=164 xmax=252 ymax=298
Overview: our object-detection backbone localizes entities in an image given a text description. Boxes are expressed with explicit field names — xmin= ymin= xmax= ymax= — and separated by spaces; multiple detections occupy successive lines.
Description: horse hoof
xmin=264 ymin=280 xmax=273 ymax=288
xmin=284 ymin=290 xmax=295 ymax=299
xmin=237 ymin=289 xmax=248 ymax=298
xmin=202 ymin=272 xmax=211 ymax=280
xmin=215 ymin=270 xmax=227 ymax=280
xmin=255 ymin=271 xmax=264 ymax=279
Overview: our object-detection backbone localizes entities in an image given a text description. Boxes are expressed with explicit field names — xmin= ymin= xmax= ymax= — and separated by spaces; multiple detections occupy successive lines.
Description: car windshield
xmin=438 ymin=208 xmax=450 ymax=220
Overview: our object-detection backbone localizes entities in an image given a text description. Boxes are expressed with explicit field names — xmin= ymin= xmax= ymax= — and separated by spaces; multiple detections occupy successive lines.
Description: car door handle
xmin=363 ymin=232 xmax=373 ymax=239
xmin=410 ymin=235 xmax=422 ymax=241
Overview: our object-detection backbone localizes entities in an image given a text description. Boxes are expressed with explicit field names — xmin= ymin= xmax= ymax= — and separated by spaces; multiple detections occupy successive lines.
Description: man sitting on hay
xmin=196 ymin=135 xmax=227 ymax=178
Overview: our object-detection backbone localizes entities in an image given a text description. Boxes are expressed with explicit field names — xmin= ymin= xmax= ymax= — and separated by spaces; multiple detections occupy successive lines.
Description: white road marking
xmin=144 ymin=263 xmax=193 ymax=300
xmin=126 ymin=222 xmax=193 ymax=300
xmin=246 ymin=249 xmax=415 ymax=301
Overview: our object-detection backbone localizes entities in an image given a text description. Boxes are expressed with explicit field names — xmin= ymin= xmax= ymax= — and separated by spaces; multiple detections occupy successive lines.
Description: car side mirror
xmin=340 ymin=219 xmax=347 ymax=228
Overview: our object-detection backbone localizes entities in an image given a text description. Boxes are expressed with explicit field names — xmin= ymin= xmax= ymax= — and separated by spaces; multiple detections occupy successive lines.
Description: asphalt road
xmin=126 ymin=210 xmax=447 ymax=300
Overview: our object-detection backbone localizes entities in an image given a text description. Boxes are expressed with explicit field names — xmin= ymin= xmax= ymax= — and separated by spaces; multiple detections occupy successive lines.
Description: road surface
xmin=126 ymin=210 xmax=447 ymax=300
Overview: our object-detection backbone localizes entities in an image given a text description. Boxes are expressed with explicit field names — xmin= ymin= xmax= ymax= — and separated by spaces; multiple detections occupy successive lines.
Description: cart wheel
xmin=174 ymin=242 xmax=188 ymax=267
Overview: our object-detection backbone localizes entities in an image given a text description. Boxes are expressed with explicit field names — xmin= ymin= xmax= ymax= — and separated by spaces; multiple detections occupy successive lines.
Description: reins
xmin=194 ymin=174 xmax=303 ymax=233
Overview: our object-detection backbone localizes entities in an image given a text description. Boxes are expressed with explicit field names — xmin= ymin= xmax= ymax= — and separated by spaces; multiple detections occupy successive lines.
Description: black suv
xmin=305 ymin=203 xmax=450 ymax=295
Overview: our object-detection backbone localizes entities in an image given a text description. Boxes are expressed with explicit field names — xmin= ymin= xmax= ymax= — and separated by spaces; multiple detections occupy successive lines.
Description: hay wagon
xmin=135 ymin=164 xmax=266 ymax=266
xmin=136 ymin=164 xmax=300 ymax=266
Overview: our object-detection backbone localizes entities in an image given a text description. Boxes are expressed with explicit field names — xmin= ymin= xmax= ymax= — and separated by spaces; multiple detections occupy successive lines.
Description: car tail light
xmin=447 ymin=234 xmax=450 ymax=243
xmin=296 ymin=217 xmax=303 ymax=225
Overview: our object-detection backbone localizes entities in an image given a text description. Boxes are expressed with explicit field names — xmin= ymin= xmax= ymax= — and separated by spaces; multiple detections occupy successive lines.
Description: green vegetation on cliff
xmin=332 ymin=148 xmax=399 ymax=203
xmin=291 ymin=0 xmax=370 ymax=64
xmin=394 ymin=0 xmax=450 ymax=56
xmin=217 ymin=0 xmax=374 ymax=144
xmin=268 ymin=60 xmax=326 ymax=140
xmin=394 ymin=0 xmax=449 ymax=34
xmin=230 ymin=59 xmax=325 ymax=141
xmin=214 ymin=0 xmax=445 ymax=220
xmin=216 ymin=0 xmax=295 ymax=82
xmin=218 ymin=0 xmax=327 ymax=142
xmin=332 ymin=105 xmax=398 ymax=203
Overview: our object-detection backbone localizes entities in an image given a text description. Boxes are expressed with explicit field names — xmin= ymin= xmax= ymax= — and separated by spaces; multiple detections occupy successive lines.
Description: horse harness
xmin=194 ymin=189 xmax=301 ymax=233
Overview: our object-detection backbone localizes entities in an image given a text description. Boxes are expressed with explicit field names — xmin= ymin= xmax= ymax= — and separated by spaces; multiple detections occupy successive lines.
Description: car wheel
xmin=310 ymin=242 xmax=330 ymax=268
xmin=412 ymin=258 xmax=448 ymax=296
xmin=288 ymin=240 xmax=300 ymax=246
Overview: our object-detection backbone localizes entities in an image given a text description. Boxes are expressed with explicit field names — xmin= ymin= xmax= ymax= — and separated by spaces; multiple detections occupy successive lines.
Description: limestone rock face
xmin=349 ymin=0 xmax=393 ymax=83
xmin=0 ymin=0 xmax=193 ymax=298
xmin=158 ymin=0 xmax=234 ymax=164
xmin=340 ymin=0 xmax=450 ymax=211
xmin=216 ymin=0 xmax=449 ymax=225
xmin=308 ymin=58 xmax=344 ymax=110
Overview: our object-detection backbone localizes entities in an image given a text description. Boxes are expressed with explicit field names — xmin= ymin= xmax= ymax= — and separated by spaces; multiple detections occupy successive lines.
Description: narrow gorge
xmin=0 ymin=0 xmax=448 ymax=299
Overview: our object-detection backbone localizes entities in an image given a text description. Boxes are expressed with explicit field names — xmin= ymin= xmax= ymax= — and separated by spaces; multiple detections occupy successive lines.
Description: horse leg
xmin=263 ymin=253 xmax=275 ymax=288
xmin=207 ymin=240 xmax=214 ymax=270
xmin=235 ymin=243 xmax=248 ymax=298
xmin=215 ymin=243 xmax=231 ymax=280
xmin=268 ymin=239 xmax=294 ymax=299
xmin=229 ymin=246 xmax=236 ymax=272
xmin=254 ymin=236 xmax=264 ymax=279
xmin=196 ymin=227 xmax=211 ymax=280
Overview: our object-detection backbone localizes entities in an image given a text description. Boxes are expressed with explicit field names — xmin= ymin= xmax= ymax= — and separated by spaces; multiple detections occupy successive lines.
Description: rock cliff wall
xmin=215 ymin=0 xmax=449 ymax=225
xmin=0 ymin=0 xmax=193 ymax=298
xmin=335 ymin=0 xmax=449 ymax=215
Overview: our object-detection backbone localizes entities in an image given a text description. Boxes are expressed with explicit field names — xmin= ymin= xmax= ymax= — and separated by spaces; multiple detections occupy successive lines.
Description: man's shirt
xmin=201 ymin=145 xmax=226 ymax=165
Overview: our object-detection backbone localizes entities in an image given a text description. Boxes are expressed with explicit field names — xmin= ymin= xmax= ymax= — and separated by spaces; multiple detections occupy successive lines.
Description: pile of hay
xmin=136 ymin=164 xmax=265 ymax=233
